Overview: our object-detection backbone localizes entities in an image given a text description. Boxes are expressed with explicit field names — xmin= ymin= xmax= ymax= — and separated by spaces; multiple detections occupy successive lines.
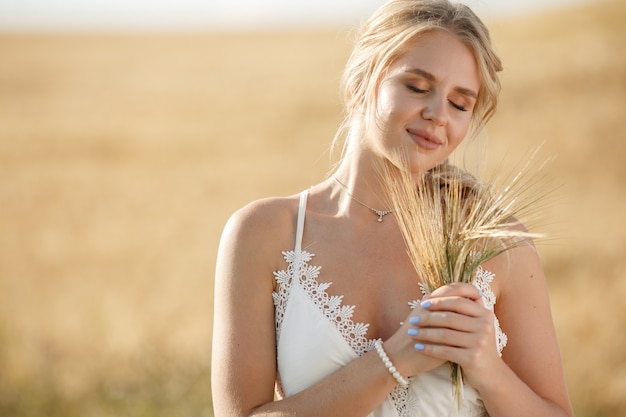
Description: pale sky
xmin=0 ymin=0 xmax=597 ymax=31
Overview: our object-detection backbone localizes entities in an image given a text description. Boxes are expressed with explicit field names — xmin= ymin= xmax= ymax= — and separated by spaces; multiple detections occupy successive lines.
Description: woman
xmin=211 ymin=0 xmax=573 ymax=416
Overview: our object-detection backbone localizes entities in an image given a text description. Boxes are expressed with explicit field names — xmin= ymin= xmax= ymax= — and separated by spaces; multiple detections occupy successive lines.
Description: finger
xmin=419 ymin=296 xmax=487 ymax=318
xmin=410 ymin=309 xmax=479 ymax=332
xmin=414 ymin=335 xmax=498 ymax=370
xmin=428 ymin=282 xmax=483 ymax=301
xmin=413 ymin=342 xmax=468 ymax=365
xmin=409 ymin=326 xmax=474 ymax=349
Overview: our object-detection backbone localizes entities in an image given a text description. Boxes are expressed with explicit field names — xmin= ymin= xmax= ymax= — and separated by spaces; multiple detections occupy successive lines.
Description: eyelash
xmin=450 ymin=102 xmax=468 ymax=112
xmin=407 ymin=85 xmax=468 ymax=112
xmin=407 ymin=85 xmax=427 ymax=94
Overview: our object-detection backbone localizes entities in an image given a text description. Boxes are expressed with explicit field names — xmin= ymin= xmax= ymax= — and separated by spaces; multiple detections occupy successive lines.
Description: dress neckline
xmin=274 ymin=189 xmax=507 ymax=357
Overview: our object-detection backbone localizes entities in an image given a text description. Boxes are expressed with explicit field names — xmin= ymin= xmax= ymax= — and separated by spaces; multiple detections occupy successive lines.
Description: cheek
xmin=449 ymin=115 xmax=474 ymax=145
xmin=375 ymin=84 xmax=410 ymax=124
xmin=375 ymin=89 xmax=395 ymax=121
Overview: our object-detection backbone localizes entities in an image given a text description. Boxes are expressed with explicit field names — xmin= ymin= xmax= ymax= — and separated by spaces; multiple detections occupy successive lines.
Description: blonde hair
xmin=333 ymin=0 xmax=502 ymax=160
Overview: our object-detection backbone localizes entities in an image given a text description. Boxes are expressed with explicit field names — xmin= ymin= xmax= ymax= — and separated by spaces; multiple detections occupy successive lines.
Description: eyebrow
xmin=406 ymin=68 xmax=478 ymax=99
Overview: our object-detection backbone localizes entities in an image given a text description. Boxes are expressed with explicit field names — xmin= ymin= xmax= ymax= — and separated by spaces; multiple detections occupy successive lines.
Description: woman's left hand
xmin=407 ymin=282 xmax=502 ymax=390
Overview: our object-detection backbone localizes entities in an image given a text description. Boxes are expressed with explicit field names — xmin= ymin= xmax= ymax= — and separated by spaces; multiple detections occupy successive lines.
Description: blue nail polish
xmin=408 ymin=328 xmax=419 ymax=336
xmin=478 ymin=289 xmax=484 ymax=297
xmin=414 ymin=343 xmax=425 ymax=351
xmin=420 ymin=300 xmax=432 ymax=309
xmin=409 ymin=316 xmax=421 ymax=325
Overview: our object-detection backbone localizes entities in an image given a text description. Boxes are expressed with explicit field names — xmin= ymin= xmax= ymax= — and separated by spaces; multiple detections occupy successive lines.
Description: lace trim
xmin=473 ymin=266 xmax=508 ymax=356
xmin=272 ymin=250 xmax=306 ymax=345
xmin=388 ymin=378 xmax=486 ymax=417
xmin=390 ymin=383 xmax=418 ymax=417
xmin=273 ymin=250 xmax=377 ymax=355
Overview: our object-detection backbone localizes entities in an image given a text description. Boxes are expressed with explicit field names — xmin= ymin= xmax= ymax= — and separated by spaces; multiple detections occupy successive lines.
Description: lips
xmin=407 ymin=128 xmax=443 ymax=151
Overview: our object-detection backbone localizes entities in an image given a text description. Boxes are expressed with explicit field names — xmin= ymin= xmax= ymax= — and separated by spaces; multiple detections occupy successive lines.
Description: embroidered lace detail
xmin=469 ymin=407 xmax=489 ymax=417
xmin=273 ymin=250 xmax=376 ymax=355
xmin=410 ymin=266 xmax=507 ymax=356
xmin=273 ymin=250 xmax=309 ymax=344
xmin=389 ymin=378 xmax=487 ymax=417
xmin=390 ymin=383 xmax=418 ymax=417
xmin=473 ymin=266 xmax=508 ymax=356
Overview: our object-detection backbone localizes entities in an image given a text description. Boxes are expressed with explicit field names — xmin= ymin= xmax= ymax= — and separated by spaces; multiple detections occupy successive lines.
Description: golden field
xmin=0 ymin=1 xmax=625 ymax=415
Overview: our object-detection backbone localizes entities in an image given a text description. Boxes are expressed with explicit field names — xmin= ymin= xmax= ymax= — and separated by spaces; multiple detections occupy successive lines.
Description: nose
xmin=421 ymin=96 xmax=447 ymax=126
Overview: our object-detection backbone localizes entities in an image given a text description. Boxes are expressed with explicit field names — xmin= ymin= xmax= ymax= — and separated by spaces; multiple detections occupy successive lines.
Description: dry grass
xmin=0 ymin=1 xmax=624 ymax=415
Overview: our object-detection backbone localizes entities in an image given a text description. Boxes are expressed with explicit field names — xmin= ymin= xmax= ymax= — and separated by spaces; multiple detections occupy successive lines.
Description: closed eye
xmin=449 ymin=100 xmax=468 ymax=112
xmin=407 ymin=85 xmax=428 ymax=94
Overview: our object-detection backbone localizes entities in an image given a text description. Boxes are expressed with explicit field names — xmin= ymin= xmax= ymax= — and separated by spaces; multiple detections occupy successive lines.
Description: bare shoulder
xmin=482 ymin=217 xmax=543 ymax=298
xmin=223 ymin=195 xmax=300 ymax=242
xmin=218 ymin=194 xmax=301 ymax=273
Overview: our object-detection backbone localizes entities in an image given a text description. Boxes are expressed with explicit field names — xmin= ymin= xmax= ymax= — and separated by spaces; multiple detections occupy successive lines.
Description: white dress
xmin=272 ymin=190 xmax=508 ymax=416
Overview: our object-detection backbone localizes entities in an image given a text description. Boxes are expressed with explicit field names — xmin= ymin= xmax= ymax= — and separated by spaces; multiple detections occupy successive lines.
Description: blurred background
xmin=0 ymin=0 xmax=624 ymax=416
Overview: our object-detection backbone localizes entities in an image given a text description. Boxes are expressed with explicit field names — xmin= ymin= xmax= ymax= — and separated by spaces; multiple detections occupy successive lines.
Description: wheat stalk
xmin=377 ymin=149 xmax=546 ymax=408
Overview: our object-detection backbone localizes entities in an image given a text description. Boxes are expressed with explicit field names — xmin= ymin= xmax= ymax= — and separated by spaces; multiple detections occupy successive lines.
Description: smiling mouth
xmin=407 ymin=128 xmax=443 ymax=150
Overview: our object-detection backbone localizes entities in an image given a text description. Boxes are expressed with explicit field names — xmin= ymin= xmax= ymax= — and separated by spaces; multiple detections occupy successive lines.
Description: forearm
xmin=478 ymin=361 xmax=572 ymax=417
xmin=247 ymin=349 xmax=398 ymax=417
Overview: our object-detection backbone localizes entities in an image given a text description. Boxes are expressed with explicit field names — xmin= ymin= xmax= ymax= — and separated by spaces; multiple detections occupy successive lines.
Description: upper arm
xmin=211 ymin=200 xmax=293 ymax=415
xmin=490 ymin=242 xmax=572 ymax=414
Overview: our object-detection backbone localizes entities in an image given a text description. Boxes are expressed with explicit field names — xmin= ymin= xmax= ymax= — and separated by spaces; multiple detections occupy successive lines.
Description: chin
xmin=382 ymin=146 xmax=446 ymax=176
xmin=408 ymin=155 xmax=442 ymax=174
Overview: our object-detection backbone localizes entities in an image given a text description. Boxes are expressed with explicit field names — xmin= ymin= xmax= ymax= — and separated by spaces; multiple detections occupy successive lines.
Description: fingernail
xmin=420 ymin=300 xmax=432 ymax=309
xmin=478 ymin=289 xmax=484 ymax=297
xmin=407 ymin=328 xmax=419 ymax=336
xmin=409 ymin=316 xmax=421 ymax=325
xmin=414 ymin=343 xmax=425 ymax=351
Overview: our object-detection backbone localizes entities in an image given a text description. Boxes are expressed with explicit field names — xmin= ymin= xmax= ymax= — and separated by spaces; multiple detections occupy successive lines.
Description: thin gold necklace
xmin=332 ymin=176 xmax=393 ymax=223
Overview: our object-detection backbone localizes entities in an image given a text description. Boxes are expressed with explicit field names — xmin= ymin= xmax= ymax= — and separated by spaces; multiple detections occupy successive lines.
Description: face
xmin=365 ymin=30 xmax=480 ymax=173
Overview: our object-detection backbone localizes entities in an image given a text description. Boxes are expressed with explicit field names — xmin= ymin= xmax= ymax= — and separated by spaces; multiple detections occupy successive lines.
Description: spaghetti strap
xmin=294 ymin=190 xmax=308 ymax=252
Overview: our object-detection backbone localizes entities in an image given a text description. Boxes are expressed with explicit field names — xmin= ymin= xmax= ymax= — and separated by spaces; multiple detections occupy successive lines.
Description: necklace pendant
xmin=374 ymin=209 xmax=391 ymax=223
xmin=333 ymin=176 xmax=393 ymax=224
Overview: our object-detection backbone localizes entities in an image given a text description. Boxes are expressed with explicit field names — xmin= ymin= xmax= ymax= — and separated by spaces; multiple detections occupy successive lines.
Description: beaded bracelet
xmin=373 ymin=340 xmax=409 ymax=388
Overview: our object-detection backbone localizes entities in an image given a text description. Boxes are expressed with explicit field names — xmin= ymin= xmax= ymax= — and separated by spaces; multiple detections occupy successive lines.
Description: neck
xmin=332 ymin=153 xmax=392 ymax=211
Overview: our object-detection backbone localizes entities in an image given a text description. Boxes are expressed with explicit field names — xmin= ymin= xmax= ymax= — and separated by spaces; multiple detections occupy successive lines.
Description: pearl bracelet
xmin=373 ymin=340 xmax=409 ymax=387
